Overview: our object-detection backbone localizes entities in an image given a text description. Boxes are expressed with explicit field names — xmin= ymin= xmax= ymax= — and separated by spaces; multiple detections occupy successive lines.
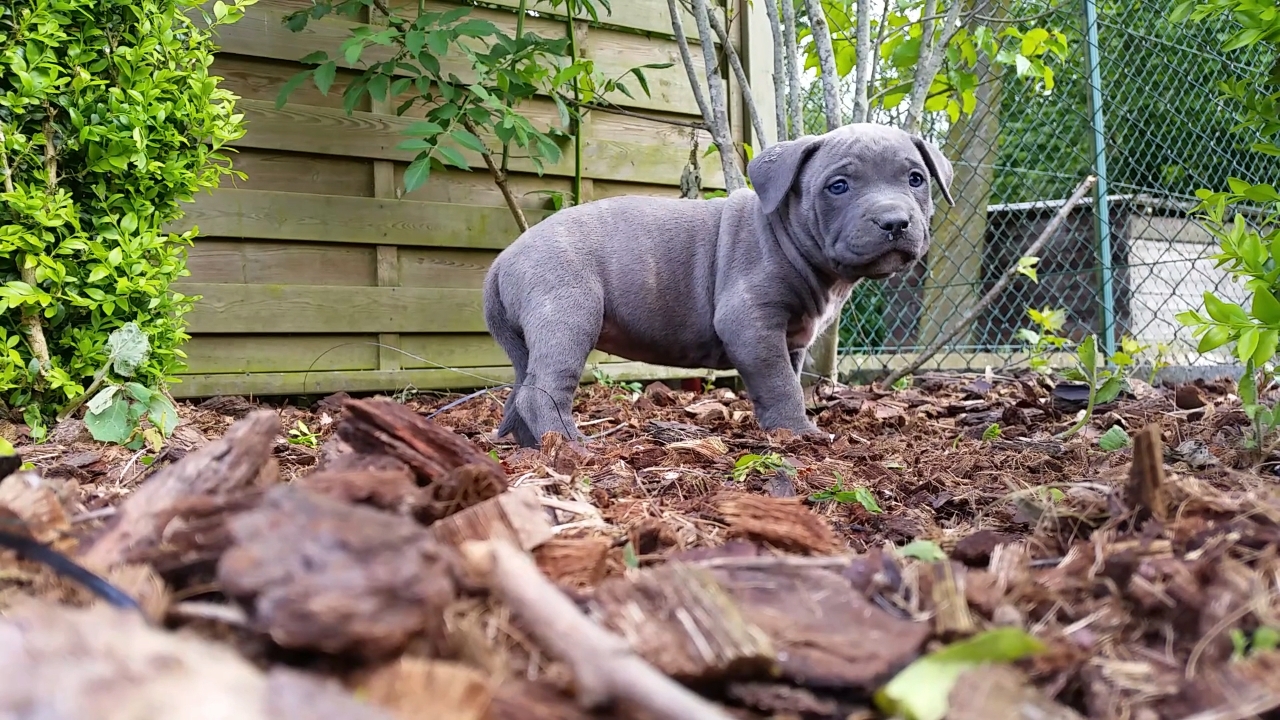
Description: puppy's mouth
xmin=841 ymin=249 xmax=916 ymax=280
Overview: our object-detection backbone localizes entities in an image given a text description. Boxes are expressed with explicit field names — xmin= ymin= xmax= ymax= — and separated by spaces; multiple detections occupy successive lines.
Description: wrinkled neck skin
xmin=757 ymin=199 xmax=847 ymax=318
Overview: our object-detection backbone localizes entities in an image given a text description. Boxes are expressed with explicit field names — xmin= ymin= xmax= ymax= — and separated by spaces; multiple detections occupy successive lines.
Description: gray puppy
xmin=483 ymin=123 xmax=954 ymax=447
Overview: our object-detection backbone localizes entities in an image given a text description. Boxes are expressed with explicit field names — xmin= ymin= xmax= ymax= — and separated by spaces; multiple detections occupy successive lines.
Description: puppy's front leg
xmin=789 ymin=348 xmax=806 ymax=379
xmin=716 ymin=308 xmax=820 ymax=436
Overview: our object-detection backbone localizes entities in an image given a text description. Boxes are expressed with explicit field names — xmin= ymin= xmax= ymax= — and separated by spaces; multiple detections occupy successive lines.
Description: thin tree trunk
xmin=903 ymin=0 xmax=966 ymax=134
xmin=802 ymin=0 xmax=842 ymax=130
xmin=702 ymin=5 xmax=770 ymax=149
xmin=667 ymin=0 xmax=715 ymax=132
xmin=689 ymin=0 xmax=746 ymax=190
xmin=761 ymin=0 xmax=787 ymax=144
xmin=851 ymin=0 xmax=873 ymax=123
xmin=914 ymin=0 xmax=1005 ymax=350
xmin=781 ymin=0 xmax=803 ymax=138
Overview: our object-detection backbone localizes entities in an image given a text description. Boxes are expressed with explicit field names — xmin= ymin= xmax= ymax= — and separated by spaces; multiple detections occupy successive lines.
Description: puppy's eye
xmin=909 ymin=171 xmax=926 ymax=188
xmin=826 ymin=179 xmax=849 ymax=195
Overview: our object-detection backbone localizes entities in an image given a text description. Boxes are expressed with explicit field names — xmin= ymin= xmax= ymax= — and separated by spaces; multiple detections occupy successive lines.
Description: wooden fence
xmin=168 ymin=0 xmax=774 ymax=398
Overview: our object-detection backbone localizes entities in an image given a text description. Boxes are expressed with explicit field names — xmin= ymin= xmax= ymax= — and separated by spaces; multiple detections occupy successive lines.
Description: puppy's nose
xmin=875 ymin=213 xmax=910 ymax=234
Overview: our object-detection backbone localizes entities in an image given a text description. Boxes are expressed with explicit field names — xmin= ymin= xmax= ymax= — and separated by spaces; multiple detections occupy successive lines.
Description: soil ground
xmin=1 ymin=370 xmax=1278 ymax=719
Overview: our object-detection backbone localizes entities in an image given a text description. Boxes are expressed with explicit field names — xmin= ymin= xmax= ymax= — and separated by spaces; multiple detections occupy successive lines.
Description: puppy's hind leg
xmin=514 ymin=297 xmax=604 ymax=447
xmin=484 ymin=271 xmax=537 ymax=446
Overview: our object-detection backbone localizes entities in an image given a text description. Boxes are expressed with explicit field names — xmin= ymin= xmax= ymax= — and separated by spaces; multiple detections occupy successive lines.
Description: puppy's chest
xmin=786 ymin=282 xmax=854 ymax=350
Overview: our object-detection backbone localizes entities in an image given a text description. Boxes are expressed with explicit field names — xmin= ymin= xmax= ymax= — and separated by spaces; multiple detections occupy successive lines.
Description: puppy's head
xmin=747 ymin=123 xmax=954 ymax=281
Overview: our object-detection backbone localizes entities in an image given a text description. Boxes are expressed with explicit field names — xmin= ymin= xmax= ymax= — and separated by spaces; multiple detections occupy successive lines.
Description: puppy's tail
xmin=483 ymin=266 xmax=527 ymax=438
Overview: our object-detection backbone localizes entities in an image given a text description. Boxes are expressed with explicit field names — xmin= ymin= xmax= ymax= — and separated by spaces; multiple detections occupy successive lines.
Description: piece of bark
xmin=714 ymin=493 xmax=841 ymax=555
xmin=0 ymin=470 xmax=70 ymax=544
xmin=94 ymin=562 xmax=170 ymax=623
xmin=487 ymin=679 xmax=597 ymax=720
xmin=928 ymin=561 xmax=976 ymax=638
xmin=952 ymin=530 xmax=1016 ymax=568
xmin=534 ymin=537 xmax=611 ymax=589
xmin=725 ymin=682 xmax=840 ymax=717
xmin=294 ymin=468 xmax=423 ymax=517
xmin=461 ymin=539 xmax=737 ymax=720
xmin=587 ymin=562 xmax=777 ymax=682
xmin=427 ymin=486 xmax=553 ymax=553
xmin=709 ymin=564 xmax=931 ymax=691
xmin=0 ymin=599 xmax=395 ymax=720
xmin=338 ymin=398 xmax=506 ymax=509
xmin=947 ymin=665 xmax=1086 ymax=720
xmin=1160 ymin=651 xmax=1280 ymax=719
xmin=145 ymin=490 xmax=266 ymax=574
xmin=80 ymin=410 xmax=281 ymax=570
xmin=217 ymin=484 xmax=459 ymax=659
xmin=1127 ymin=424 xmax=1168 ymax=526
xmin=360 ymin=658 xmax=495 ymax=720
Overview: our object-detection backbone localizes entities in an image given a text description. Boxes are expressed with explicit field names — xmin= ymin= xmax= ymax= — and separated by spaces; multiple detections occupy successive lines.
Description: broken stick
xmin=460 ymin=540 xmax=736 ymax=720
xmin=880 ymin=174 xmax=1099 ymax=390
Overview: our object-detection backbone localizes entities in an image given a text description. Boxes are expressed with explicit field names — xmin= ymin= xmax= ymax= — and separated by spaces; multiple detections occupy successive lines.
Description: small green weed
xmin=1098 ymin=426 xmax=1130 ymax=451
xmin=288 ymin=420 xmax=321 ymax=448
xmin=591 ymin=367 xmax=643 ymax=400
xmin=809 ymin=473 xmax=882 ymax=513
xmin=732 ymin=452 xmax=795 ymax=482
xmin=897 ymin=539 xmax=947 ymax=562
xmin=981 ymin=423 xmax=1002 ymax=441
xmin=1231 ymin=626 xmax=1280 ymax=661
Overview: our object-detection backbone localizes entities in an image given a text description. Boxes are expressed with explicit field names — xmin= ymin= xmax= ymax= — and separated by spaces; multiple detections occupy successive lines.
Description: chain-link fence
xmin=805 ymin=0 xmax=1280 ymax=380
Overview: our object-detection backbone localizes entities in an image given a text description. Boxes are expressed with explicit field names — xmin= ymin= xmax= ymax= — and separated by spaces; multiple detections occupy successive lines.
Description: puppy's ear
xmin=747 ymin=135 xmax=821 ymax=214
xmin=912 ymin=136 xmax=955 ymax=207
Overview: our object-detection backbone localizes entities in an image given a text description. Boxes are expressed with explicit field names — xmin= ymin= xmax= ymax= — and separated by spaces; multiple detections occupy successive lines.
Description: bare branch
xmin=781 ymin=0 xmax=803 ymax=139
xmin=689 ymin=0 xmax=746 ymax=190
xmin=461 ymin=540 xmax=738 ymax=720
xmin=802 ymin=0 xmax=842 ymax=130
xmin=761 ymin=0 xmax=787 ymax=144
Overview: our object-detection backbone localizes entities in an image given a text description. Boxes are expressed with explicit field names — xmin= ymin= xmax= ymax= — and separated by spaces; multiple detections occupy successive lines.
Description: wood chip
xmin=427 ymin=486 xmax=553 ymax=553
xmin=714 ymin=493 xmax=841 ymax=555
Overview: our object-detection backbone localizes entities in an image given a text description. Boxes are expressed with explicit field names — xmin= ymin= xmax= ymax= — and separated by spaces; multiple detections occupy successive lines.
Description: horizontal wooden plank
xmin=181 ymin=332 xmax=628 ymax=375
xmin=170 ymin=188 xmax=540 ymax=250
xmin=172 ymin=361 xmax=734 ymax=398
xmin=176 ymin=283 xmax=486 ymax=333
xmin=183 ymin=334 xmax=380 ymax=374
xmin=231 ymin=99 xmax=722 ymax=188
xmin=398 ymin=249 xmax=497 ymax=289
xmin=392 ymin=0 xmax=705 ymax=40
xmin=186 ymin=240 xmax=378 ymax=285
xmin=220 ymin=148 xmax=374 ymax=197
xmin=209 ymin=3 xmax=705 ymax=116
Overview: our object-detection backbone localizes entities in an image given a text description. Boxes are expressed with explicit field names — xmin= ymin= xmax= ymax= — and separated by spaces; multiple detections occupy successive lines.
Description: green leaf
xmin=435 ymin=145 xmax=470 ymax=170
xmin=1198 ymin=324 xmax=1232 ymax=353
xmin=405 ymin=120 xmax=445 ymax=137
xmin=403 ymin=156 xmax=432 ymax=193
xmin=0 ymin=437 xmax=15 ymax=457
xmin=1169 ymin=0 xmax=1195 ymax=22
xmin=84 ymin=393 xmax=135 ymax=445
xmin=124 ymin=382 xmax=153 ymax=403
xmin=981 ymin=423 xmax=1001 ymax=441
xmin=1252 ymin=289 xmax=1280 ymax=325
xmin=1077 ymin=334 xmax=1098 ymax=372
xmin=897 ymin=539 xmax=947 ymax=562
xmin=86 ymin=385 xmax=120 ymax=415
xmin=449 ymin=128 xmax=487 ymax=153
xmin=1238 ymin=327 xmax=1261 ymax=364
xmin=147 ymin=395 xmax=180 ymax=437
xmin=313 ymin=61 xmax=337 ymax=95
xmin=851 ymin=486 xmax=882 ymax=513
xmin=1098 ymin=426 xmax=1130 ymax=452
xmin=1096 ymin=374 xmax=1125 ymax=405
xmin=1254 ymin=329 xmax=1279 ymax=366
xmin=875 ymin=628 xmax=1047 ymax=720
xmin=1204 ymin=292 xmax=1249 ymax=324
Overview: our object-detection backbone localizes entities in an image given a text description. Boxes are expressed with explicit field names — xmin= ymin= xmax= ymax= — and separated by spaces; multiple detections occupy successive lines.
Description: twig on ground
xmin=460 ymin=539 xmax=737 ymax=720
xmin=880 ymin=174 xmax=1098 ymax=390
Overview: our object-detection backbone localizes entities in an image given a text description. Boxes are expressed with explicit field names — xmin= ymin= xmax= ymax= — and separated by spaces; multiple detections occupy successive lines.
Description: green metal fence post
xmin=1082 ymin=0 xmax=1116 ymax=358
